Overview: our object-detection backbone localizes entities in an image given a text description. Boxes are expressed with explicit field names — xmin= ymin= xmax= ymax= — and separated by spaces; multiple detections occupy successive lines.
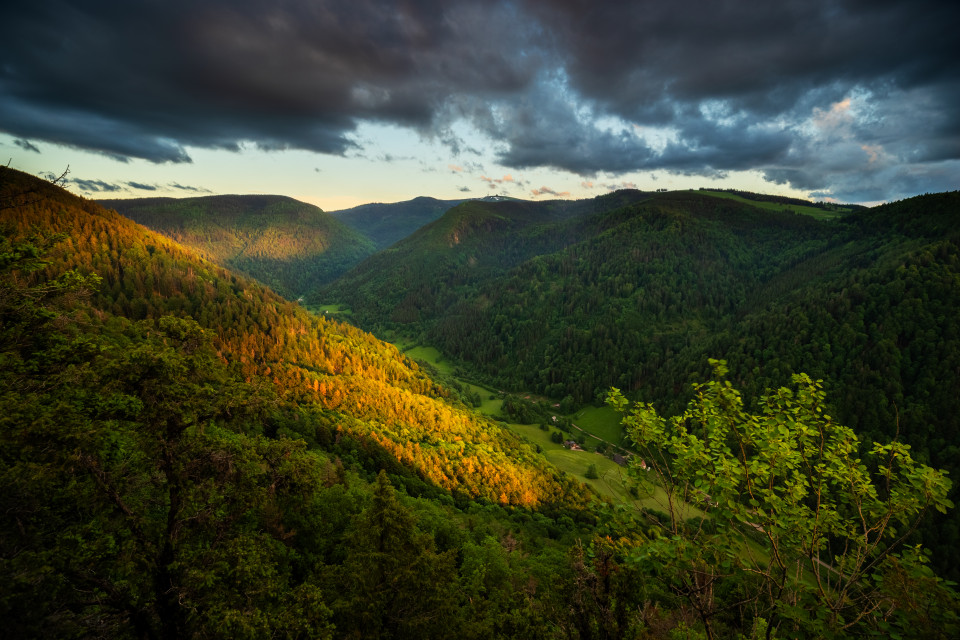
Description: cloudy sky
xmin=2 ymin=0 xmax=958 ymax=210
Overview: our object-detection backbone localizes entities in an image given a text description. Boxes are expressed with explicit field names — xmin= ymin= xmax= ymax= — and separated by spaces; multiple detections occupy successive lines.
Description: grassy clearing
xmin=394 ymin=341 xmax=503 ymax=414
xmin=507 ymin=423 xmax=630 ymax=501
xmin=570 ymin=406 xmax=625 ymax=446
xmin=470 ymin=383 xmax=503 ymax=416
xmin=393 ymin=341 xmax=622 ymax=444
xmin=698 ymin=190 xmax=852 ymax=221
xmin=505 ymin=422 xmax=696 ymax=514
xmin=396 ymin=341 xmax=629 ymax=454
xmin=389 ymin=336 xmax=417 ymax=351
xmin=390 ymin=340 xmax=686 ymax=510
xmin=308 ymin=303 xmax=354 ymax=317
xmin=402 ymin=345 xmax=455 ymax=375
xmin=508 ymin=423 xmax=767 ymax=566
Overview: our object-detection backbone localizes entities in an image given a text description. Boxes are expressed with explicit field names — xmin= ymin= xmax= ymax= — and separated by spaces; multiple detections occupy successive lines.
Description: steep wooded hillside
xmin=101 ymin=194 xmax=375 ymax=300
xmin=426 ymin=193 xmax=835 ymax=400
xmin=1 ymin=167 xmax=614 ymax=638
xmin=9 ymin=170 xmax=585 ymax=510
xmin=330 ymin=196 xmax=463 ymax=249
xmin=324 ymin=188 xmax=960 ymax=579
xmin=4 ymin=169 xmax=956 ymax=638
xmin=325 ymin=190 xmax=835 ymax=385
xmin=322 ymin=192 xmax=653 ymax=327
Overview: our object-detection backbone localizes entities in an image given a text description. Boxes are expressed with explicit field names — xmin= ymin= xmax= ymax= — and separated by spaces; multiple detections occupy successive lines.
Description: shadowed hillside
xmin=3 ymin=168 xmax=957 ymax=638
xmin=324 ymin=188 xmax=960 ymax=579
xmin=101 ymin=194 xmax=376 ymax=301
xmin=7 ymin=170 xmax=588 ymax=510
xmin=330 ymin=196 xmax=463 ymax=249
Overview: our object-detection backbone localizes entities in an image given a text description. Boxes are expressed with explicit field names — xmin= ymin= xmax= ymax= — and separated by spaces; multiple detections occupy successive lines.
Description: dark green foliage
xmin=327 ymin=191 xmax=835 ymax=403
xmin=4 ymin=168 xmax=959 ymax=638
xmin=425 ymin=193 xmax=833 ymax=403
xmin=330 ymin=196 xmax=463 ymax=250
xmin=323 ymin=195 xmax=643 ymax=330
xmin=610 ymin=364 xmax=957 ymax=639
xmin=331 ymin=471 xmax=458 ymax=638
xmin=0 ymin=168 xmax=606 ymax=638
xmin=324 ymin=187 xmax=960 ymax=580
xmin=0 ymin=262 xmax=334 ymax=637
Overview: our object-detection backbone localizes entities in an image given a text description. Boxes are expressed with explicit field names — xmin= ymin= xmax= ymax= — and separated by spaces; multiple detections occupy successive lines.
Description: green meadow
xmin=309 ymin=303 xmax=354 ymax=317
xmin=696 ymin=189 xmax=853 ymax=220
xmin=505 ymin=421 xmax=695 ymax=516
xmin=570 ymin=405 xmax=625 ymax=446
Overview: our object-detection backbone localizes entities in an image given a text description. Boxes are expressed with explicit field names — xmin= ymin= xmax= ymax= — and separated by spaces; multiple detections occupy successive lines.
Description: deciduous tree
xmin=608 ymin=360 xmax=955 ymax=639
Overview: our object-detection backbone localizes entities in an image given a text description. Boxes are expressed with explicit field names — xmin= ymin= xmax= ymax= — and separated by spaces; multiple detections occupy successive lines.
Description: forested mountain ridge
xmin=7 ymin=170 xmax=586 ymax=510
xmin=325 ymin=190 xmax=836 ymax=372
xmin=101 ymin=194 xmax=376 ymax=301
xmin=329 ymin=196 xmax=463 ymax=249
xmin=322 ymin=194 xmax=651 ymax=327
xmin=424 ymin=192 xmax=838 ymax=399
xmin=324 ymin=188 xmax=960 ymax=579
xmin=326 ymin=191 xmax=642 ymax=254
xmin=4 ymin=168 xmax=958 ymax=638
xmin=322 ymin=189 xmax=960 ymax=421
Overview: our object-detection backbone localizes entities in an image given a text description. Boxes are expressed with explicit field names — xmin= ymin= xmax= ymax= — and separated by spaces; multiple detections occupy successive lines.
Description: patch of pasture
xmin=570 ymin=405 xmax=625 ymax=446
xmin=403 ymin=345 xmax=455 ymax=375
xmin=697 ymin=190 xmax=852 ymax=220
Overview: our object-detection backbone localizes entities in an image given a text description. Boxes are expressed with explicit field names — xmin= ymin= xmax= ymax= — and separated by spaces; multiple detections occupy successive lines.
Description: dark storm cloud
xmin=526 ymin=0 xmax=958 ymax=118
xmin=13 ymin=138 xmax=40 ymax=153
xmin=0 ymin=0 xmax=539 ymax=160
xmin=126 ymin=181 xmax=158 ymax=191
xmin=1 ymin=0 xmax=958 ymax=201
xmin=70 ymin=178 xmax=123 ymax=193
xmin=169 ymin=182 xmax=211 ymax=193
xmin=511 ymin=0 xmax=960 ymax=200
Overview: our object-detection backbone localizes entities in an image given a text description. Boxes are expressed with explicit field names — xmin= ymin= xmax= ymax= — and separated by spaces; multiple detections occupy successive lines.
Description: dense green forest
xmin=102 ymin=195 xmax=376 ymax=301
xmin=324 ymin=189 xmax=960 ymax=581
xmin=322 ymin=192 xmax=652 ymax=328
xmin=1 ymin=168 xmax=601 ymax=638
xmin=329 ymin=196 xmax=463 ymax=250
xmin=3 ymin=168 xmax=958 ymax=638
xmin=12 ymin=172 xmax=588 ymax=510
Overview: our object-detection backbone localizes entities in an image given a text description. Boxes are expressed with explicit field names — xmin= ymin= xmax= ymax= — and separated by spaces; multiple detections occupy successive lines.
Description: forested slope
xmin=3 ymin=169 xmax=957 ymax=638
xmin=326 ymin=191 xmax=837 ymax=396
xmin=329 ymin=196 xmax=463 ymax=249
xmin=1 ymin=167 xmax=603 ymax=637
xmin=324 ymin=188 xmax=960 ymax=579
xmin=101 ymin=194 xmax=376 ymax=301
xmin=670 ymin=193 xmax=960 ymax=575
xmin=322 ymin=192 xmax=652 ymax=327
xmin=9 ymin=170 xmax=586 ymax=509
xmin=426 ymin=193 xmax=836 ymax=401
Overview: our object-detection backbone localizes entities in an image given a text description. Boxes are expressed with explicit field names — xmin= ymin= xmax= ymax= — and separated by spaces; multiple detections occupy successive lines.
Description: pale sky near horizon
xmin=1 ymin=126 xmax=817 ymax=211
xmin=3 ymin=1 xmax=958 ymax=210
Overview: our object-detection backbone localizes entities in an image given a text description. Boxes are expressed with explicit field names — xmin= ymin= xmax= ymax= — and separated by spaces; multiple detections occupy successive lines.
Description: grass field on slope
xmin=505 ymin=422 xmax=701 ymax=516
xmin=570 ymin=405 xmax=625 ymax=446
xmin=697 ymin=190 xmax=853 ymax=220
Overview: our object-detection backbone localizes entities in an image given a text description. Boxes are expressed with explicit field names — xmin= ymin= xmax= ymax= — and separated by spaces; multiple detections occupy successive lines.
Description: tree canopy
xmin=609 ymin=361 xmax=956 ymax=639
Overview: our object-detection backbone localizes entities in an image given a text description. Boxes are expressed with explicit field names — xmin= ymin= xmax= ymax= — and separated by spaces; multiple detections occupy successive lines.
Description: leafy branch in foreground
xmin=608 ymin=360 xmax=956 ymax=639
